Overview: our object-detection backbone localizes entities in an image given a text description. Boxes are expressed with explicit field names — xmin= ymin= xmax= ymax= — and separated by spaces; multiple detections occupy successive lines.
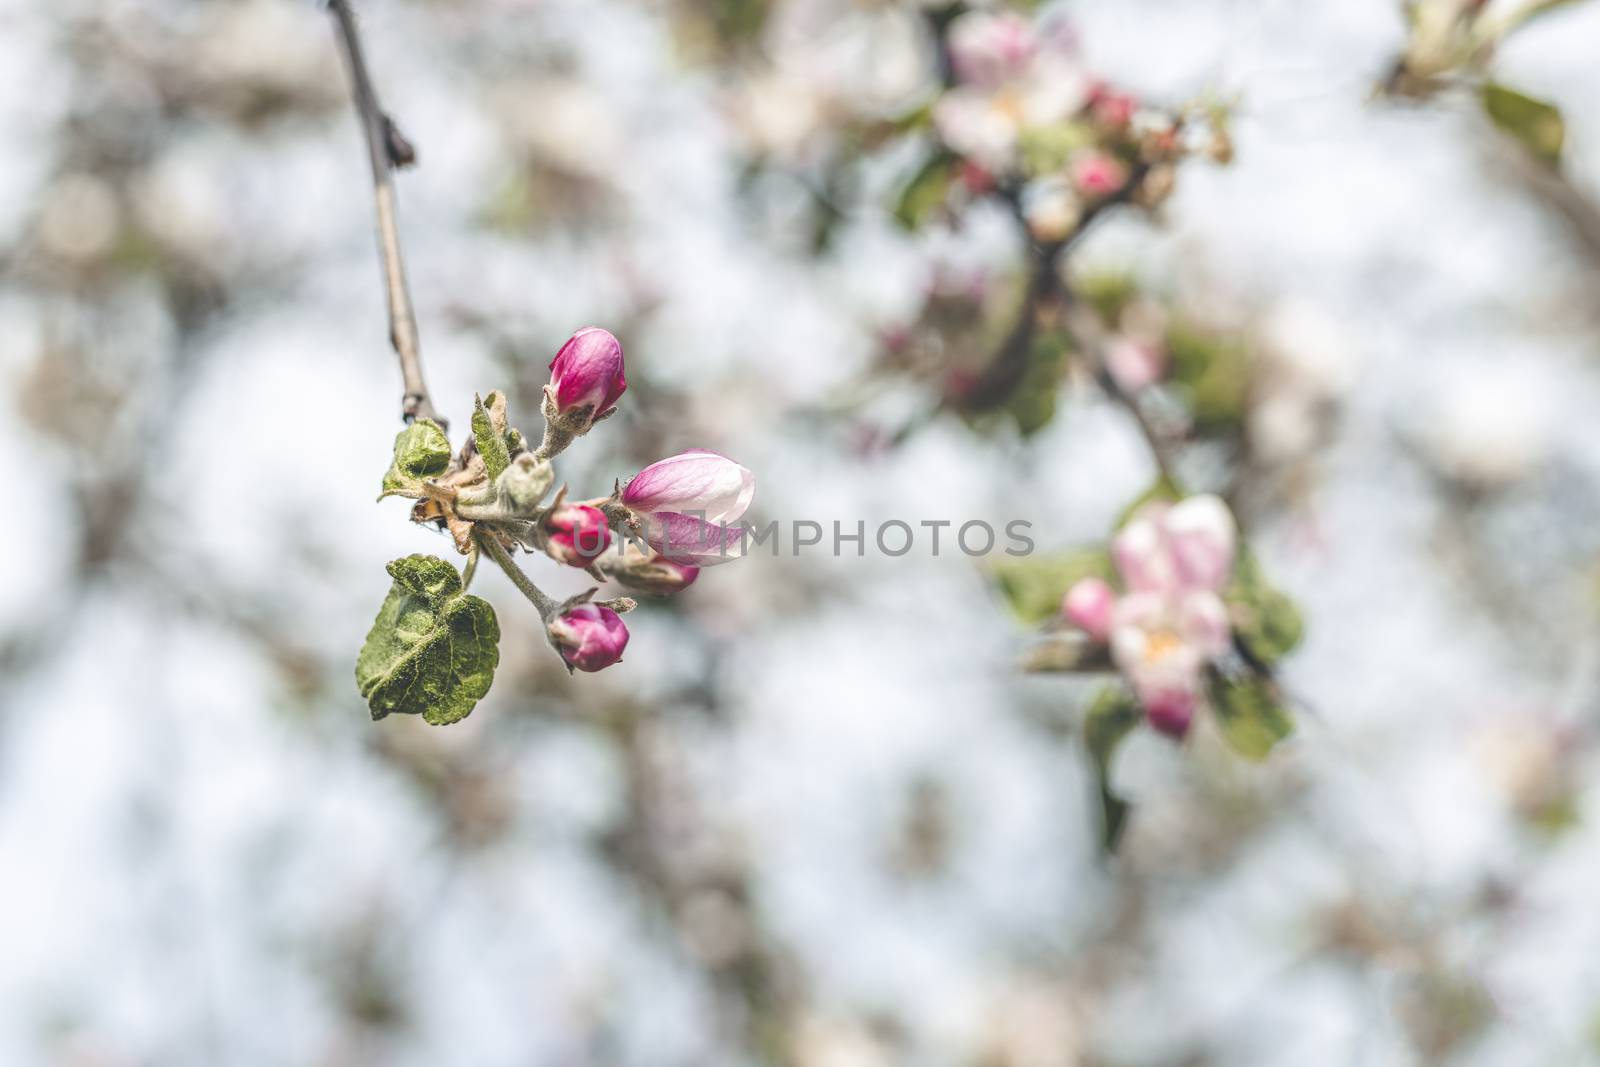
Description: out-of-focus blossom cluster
xmin=1064 ymin=494 xmax=1237 ymax=737
xmin=905 ymin=7 xmax=1230 ymax=242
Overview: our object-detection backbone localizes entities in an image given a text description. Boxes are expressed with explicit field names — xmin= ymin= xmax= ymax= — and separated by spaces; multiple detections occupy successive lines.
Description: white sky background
xmin=3 ymin=0 xmax=1600 ymax=1065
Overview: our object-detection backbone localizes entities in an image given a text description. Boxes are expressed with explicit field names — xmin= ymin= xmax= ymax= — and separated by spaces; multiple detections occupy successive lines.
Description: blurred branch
xmin=327 ymin=0 xmax=442 ymax=430
xmin=1508 ymin=149 xmax=1600 ymax=271
xmin=1060 ymin=290 xmax=1181 ymax=487
xmin=956 ymin=163 xmax=1152 ymax=411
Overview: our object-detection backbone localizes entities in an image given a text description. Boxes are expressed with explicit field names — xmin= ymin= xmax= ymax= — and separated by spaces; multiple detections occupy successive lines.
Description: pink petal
xmin=1179 ymin=591 xmax=1232 ymax=659
xmin=622 ymin=450 xmax=754 ymax=526
xmin=1062 ymin=577 xmax=1115 ymax=641
xmin=1164 ymin=494 xmax=1236 ymax=591
xmin=1112 ymin=511 xmax=1176 ymax=595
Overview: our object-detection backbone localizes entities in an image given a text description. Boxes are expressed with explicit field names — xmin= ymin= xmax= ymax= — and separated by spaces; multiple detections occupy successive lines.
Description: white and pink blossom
xmin=621 ymin=450 xmax=755 ymax=566
xmin=1063 ymin=494 xmax=1238 ymax=737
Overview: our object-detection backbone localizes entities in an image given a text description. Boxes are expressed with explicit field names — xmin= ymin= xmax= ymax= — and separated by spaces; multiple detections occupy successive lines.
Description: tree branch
xmin=476 ymin=530 xmax=558 ymax=618
xmin=327 ymin=0 xmax=443 ymax=430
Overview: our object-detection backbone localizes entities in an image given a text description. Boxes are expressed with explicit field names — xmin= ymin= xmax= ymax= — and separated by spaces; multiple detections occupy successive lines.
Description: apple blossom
xmin=1062 ymin=495 xmax=1238 ymax=737
xmin=621 ymin=449 xmax=755 ymax=565
xmin=947 ymin=10 xmax=1037 ymax=89
xmin=548 ymin=603 xmax=629 ymax=673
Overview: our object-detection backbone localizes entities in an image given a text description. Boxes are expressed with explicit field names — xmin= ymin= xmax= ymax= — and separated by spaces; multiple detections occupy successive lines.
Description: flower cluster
xmin=914 ymin=7 xmax=1229 ymax=243
xmin=367 ymin=326 xmax=753 ymax=713
xmin=1062 ymin=494 xmax=1237 ymax=738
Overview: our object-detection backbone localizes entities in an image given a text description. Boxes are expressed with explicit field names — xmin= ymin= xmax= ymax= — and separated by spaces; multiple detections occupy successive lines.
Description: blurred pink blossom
xmin=1063 ymin=495 xmax=1237 ymax=737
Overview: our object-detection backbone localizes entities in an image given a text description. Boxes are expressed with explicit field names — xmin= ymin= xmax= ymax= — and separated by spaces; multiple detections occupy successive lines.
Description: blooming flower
xmin=547 ymin=603 xmax=629 ymax=673
xmin=621 ymin=450 xmax=754 ymax=566
xmin=932 ymin=10 xmax=1089 ymax=172
xmin=542 ymin=503 xmax=611 ymax=568
xmin=1063 ymin=494 xmax=1237 ymax=737
xmin=947 ymin=11 xmax=1037 ymax=88
xmin=547 ymin=327 xmax=626 ymax=429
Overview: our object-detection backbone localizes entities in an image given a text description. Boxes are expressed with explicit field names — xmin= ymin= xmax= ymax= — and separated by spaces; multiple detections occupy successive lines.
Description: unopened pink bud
xmin=1069 ymin=151 xmax=1128 ymax=199
xmin=1063 ymin=577 xmax=1115 ymax=641
xmin=542 ymin=503 xmax=612 ymax=568
xmin=613 ymin=554 xmax=700 ymax=596
xmin=1140 ymin=684 xmax=1197 ymax=739
xmin=548 ymin=327 xmax=626 ymax=425
xmin=547 ymin=604 xmax=629 ymax=673
xmin=1088 ymin=84 xmax=1137 ymax=128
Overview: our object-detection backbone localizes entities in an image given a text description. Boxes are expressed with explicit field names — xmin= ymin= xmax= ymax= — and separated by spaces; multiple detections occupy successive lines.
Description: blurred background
xmin=5 ymin=0 xmax=1600 ymax=1064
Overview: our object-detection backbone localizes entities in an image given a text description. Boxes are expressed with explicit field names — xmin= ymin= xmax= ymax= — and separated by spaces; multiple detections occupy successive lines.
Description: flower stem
xmin=476 ymin=530 xmax=558 ymax=618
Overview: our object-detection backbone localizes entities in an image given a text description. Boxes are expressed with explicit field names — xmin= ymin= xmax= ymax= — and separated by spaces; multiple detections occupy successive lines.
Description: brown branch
xmin=327 ymin=0 xmax=443 ymax=430
xmin=1058 ymin=290 xmax=1181 ymax=488
xmin=953 ymin=162 xmax=1152 ymax=412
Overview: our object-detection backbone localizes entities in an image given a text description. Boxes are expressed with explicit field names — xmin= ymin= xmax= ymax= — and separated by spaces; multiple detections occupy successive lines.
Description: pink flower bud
xmin=1062 ymin=577 xmax=1115 ymax=641
xmin=1087 ymin=83 xmax=1137 ymax=128
xmin=548 ymin=327 xmax=626 ymax=425
xmin=1140 ymin=683 xmax=1197 ymax=739
xmin=1069 ymin=151 xmax=1128 ymax=199
xmin=621 ymin=449 xmax=755 ymax=566
xmin=547 ymin=603 xmax=629 ymax=673
xmin=542 ymin=503 xmax=612 ymax=568
xmin=612 ymin=553 xmax=700 ymax=596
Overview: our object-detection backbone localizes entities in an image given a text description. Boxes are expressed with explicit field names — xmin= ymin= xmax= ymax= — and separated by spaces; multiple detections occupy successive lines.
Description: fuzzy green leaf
xmin=991 ymin=549 xmax=1115 ymax=626
xmin=472 ymin=392 xmax=513 ymax=481
xmin=1207 ymin=670 xmax=1293 ymax=761
xmin=380 ymin=419 xmax=451 ymax=499
xmin=1482 ymin=83 xmax=1565 ymax=167
xmin=1085 ymin=686 xmax=1142 ymax=851
xmin=356 ymin=555 xmax=500 ymax=725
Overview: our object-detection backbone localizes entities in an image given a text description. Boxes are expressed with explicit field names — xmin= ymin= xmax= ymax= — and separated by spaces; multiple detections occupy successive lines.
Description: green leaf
xmin=1113 ymin=477 xmax=1185 ymax=530
xmin=356 ymin=555 xmax=500 ymax=725
xmin=1227 ymin=551 xmax=1305 ymax=665
xmin=1076 ymin=271 xmax=1141 ymax=325
xmin=472 ymin=392 xmax=513 ymax=481
xmin=1481 ymin=82 xmax=1565 ymax=167
xmin=1018 ymin=121 xmax=1095 ymax=178
xmin=894 ymin=151 xmax=956 ymax=230
xmin=1005 ymin=327 xmax=1069 ymax=436
xmin=1166 ymin=320 xmax=1250 ymax=432
xmin=380 ymin=419 xmax=451 ymax=499
xmin=1207 ymin=670 xmax=1293 ymax=761
xmin=990 ymin=549 xmax=1114 ymax=626
xmin=1084 ymin=686 xmax=1142 ymax=851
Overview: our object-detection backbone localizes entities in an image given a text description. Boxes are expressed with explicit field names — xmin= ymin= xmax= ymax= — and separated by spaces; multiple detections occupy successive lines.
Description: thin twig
xmin=955 ymin=163 xmax=1152 ymax=412
xmin=327 ymin=0 xmax=443 ymax=429
xmin=1059 ymin=293 xmax=1181 ymax=487
xmin=476 ymin=530 xmax=558 ymax=618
